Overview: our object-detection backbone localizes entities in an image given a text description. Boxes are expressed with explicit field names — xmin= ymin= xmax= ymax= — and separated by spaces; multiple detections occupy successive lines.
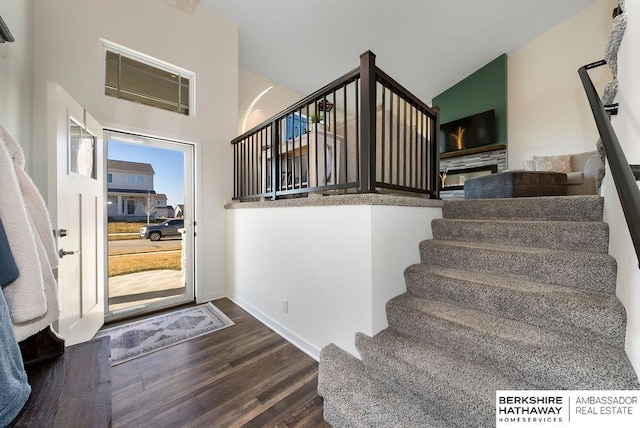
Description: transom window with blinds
xmin=102 ymin=39 xmax=195 ymax=116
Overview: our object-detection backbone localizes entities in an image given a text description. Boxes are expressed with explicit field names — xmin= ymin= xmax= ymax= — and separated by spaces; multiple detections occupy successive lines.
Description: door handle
xmin=58 ymin=229 xmax=68 ymax=237
xmin=58 ymin=249 xmax=80 ymax=258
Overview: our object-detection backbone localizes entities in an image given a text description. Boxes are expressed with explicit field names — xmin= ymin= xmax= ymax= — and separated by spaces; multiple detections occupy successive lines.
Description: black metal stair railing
xmin=231 ymin=51 xmax=440 ymax=201
xmin=579 ymin=60 xmax=640 ymax=266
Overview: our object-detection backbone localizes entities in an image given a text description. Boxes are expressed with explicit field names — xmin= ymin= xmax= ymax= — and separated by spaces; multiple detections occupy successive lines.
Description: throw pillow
xmin=533 ymin=155 xmax=572 ymax=173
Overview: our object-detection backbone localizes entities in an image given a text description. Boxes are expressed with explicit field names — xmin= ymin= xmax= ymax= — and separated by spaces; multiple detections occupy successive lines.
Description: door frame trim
xmin=103 ymin=127 xmax=198 ymax=322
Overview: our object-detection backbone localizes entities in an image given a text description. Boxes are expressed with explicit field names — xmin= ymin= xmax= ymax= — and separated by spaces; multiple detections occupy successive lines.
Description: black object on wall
xmin=0 ymin=14 xmax=15 ymax=43
xmin=613 ymin=6 xmax=623 ymax=18
xmin=440 ymin=110 xmax=496 ymax=154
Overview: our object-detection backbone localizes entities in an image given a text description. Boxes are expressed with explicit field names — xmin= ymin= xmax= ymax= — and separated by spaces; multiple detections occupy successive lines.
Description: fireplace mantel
xmin=440 ymin=144 xmax=506 ymax=160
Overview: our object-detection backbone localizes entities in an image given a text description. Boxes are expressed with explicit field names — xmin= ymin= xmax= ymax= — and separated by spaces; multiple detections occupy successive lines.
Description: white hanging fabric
xmin=0 ymin=123 xmax=60 ymax=341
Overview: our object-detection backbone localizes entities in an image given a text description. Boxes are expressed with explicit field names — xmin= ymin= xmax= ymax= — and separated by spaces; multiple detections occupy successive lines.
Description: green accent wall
xmin=433 ymin=54 xmax=507 ymax=150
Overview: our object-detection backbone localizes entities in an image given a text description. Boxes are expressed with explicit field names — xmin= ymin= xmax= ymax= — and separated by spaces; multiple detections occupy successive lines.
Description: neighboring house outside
xmin=155 ymin=196 xmax=175 ymax=218
xmin=107 ymin=159 xmax=158 ymax=221
xmin=175 ymin=204 xmax=185 ymax=218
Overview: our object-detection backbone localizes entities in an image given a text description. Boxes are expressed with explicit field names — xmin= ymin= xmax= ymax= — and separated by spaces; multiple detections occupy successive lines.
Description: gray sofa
xmin=464 ymin=151 xmax=605 ymax=199
xmin=523 ymin=151 xmax=603 ymax=195
xmin=565 ymin=151 xmax=603 ymax=195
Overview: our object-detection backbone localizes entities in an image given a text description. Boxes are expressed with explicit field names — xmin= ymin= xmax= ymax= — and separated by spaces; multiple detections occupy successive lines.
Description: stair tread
xmin=363 ymin=329 xmax=533 ymax=397
xmin=387 ymin=293 xmax=639 ymax=390
xmin=432 ymin=218 xmax=609 ymax=253
xmin=407 ymin=263 xmax=617 ymax=301
xmin=393 ymin=293 xmax=574 ymax=344
xmin=405 ymin=263 xmax=625 ymax=347
xmin=434 ymin=218 xmax=606 ymax=226
xmin=424 ymin=238 xmax=613 ymax=258
xmin=318 ymin=344 xmax=447 ymax=428
xmin=442 ymin=195 xmax=604 ymax=221
xmin=420 ymin=239 xmax=617 ymax=294
xmin=357 ymin=329 xmax=533 ymax=427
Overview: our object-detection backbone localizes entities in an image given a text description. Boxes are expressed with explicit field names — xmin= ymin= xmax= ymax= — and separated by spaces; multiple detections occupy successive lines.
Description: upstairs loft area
xmin=231 ymin=51 xmax=441 ymax=202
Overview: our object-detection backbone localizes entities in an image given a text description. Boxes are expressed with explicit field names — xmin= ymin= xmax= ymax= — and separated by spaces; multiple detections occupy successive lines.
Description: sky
xmin=108 ymin=140 xmax=185 ymax=208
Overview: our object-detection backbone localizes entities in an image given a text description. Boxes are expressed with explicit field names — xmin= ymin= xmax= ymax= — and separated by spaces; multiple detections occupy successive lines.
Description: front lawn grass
xmin=108 ymin=251 xmax=181 ymax=277
xmin=108 ymin=222 xmax=148 ymax=234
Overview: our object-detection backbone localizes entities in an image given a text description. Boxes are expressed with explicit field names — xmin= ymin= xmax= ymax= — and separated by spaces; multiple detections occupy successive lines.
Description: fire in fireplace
xmin=440 ymin=165 xmax=498 ymax=191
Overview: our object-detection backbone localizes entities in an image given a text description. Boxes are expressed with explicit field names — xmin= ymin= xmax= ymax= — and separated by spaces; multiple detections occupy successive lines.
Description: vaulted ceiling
xmin=202 ymin=0 xmax=599 ymax=101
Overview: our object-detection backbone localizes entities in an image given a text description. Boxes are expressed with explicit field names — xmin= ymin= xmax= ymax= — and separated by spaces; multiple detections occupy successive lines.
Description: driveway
xmin=109 ymin=237 xmax=181 ymax=254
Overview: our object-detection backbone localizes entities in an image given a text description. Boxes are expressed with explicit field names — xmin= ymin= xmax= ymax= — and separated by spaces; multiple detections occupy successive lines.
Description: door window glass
xmin=69 ymin=119 xmax=96 ymax=179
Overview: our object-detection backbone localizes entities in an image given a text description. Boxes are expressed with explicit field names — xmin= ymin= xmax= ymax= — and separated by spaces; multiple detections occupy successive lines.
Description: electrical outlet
xmin=282 ymin=298 xmax=288 ymax=314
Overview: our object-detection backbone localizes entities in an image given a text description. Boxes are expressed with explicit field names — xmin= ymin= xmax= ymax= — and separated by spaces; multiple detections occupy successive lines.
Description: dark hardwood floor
xmin=110 ymin=298 xmax=331 ymax=427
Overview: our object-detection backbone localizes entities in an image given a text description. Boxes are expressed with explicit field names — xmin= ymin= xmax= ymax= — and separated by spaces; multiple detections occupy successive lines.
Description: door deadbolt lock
xmin=58 ymin=229 xmax=68 ymax=237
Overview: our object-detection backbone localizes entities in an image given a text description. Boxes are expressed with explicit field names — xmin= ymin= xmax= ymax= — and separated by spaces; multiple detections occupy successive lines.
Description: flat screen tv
xmin=439 ymin=109 xmax=496 ymax=154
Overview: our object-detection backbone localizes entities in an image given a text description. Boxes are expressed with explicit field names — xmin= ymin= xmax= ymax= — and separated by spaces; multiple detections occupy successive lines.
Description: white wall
xmin=371 ymin=206 xmax=436 ymax=333
xmin=227 ymin=204 xmax=441 ymax=359
xmin=508 ymin=0 xmax=615 ymax=169
xmin=31 ymin=0 xmax=238 ymax=302
xmin=238 ymin=68 xmax=303 ymax=134
xmin=603 ymin=0 xmax=640 ymax=374
xmin=0 ymin=0 xmax=33 ymax=165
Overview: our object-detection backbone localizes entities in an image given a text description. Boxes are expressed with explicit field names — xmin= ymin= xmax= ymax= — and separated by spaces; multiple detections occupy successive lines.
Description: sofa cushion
xmin=533 ymin=154 xmax=572 ymax=173
xmin=566 ymin=171 xmax=584 ymax=185
xmin=522 ymin=160 xmax=536 ymax=171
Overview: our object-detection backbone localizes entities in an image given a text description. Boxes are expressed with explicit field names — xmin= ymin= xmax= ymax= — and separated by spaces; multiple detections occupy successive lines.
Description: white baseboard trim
xmin=198 ymin=291 xmax=227 ymax=304
xmin=227 ymin=295 xmax=321 ymax=361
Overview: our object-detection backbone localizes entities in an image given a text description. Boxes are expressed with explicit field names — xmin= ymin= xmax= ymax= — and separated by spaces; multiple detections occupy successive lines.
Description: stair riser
xmin=443 ymin=196 xmax=604 ymax=221
xmin=405 ymin=266 xmax=626 ymax=347
xmin=357 ymin=335 xmax=493 ymax=428
xmin=386 ymin=298 xmax=638 ymax=390
xmin=318 ymin=346 xmax=368 ymax=428
xmin=420 ymin=241 xmax=617 ymax=294
xmin=432 ymin=219 xmax=609 ymax=254
xmin=323 ymin=402 xmax=350 ymax=428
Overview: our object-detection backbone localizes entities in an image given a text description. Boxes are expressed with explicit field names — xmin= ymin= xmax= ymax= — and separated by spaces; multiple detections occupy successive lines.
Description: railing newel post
xmin=431 ymin=106 xmax=441 ymax=199
xmin=232 ymin=142 xmax=237 ymax=199
xmin=359 ymin=50 xmax=377 ymax=193
xmin=271 ymin=120 xmax=279 ymax=200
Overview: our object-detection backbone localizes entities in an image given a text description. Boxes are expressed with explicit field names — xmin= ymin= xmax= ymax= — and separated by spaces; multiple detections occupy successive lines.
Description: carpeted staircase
xmin=318 ymin=195 xmax=640 ymax=427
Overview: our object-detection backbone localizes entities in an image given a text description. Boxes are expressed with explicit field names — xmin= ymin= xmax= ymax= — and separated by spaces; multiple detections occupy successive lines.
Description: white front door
xmin=49 ymin=83 xmax=105 ymax=346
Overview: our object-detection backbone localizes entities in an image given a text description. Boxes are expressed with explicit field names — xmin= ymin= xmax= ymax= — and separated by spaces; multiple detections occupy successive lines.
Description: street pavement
xmin=108 ymin=237 xmax=181 ymax=254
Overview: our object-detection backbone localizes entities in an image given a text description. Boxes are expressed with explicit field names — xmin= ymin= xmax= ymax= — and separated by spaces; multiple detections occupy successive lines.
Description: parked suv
xmin=140 ymin=218 xmax=184 ymax=241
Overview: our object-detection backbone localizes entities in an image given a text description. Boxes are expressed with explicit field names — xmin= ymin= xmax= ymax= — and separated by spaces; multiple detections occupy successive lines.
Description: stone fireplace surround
xmin=439 ymin=145 xmax=507 ymax=200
